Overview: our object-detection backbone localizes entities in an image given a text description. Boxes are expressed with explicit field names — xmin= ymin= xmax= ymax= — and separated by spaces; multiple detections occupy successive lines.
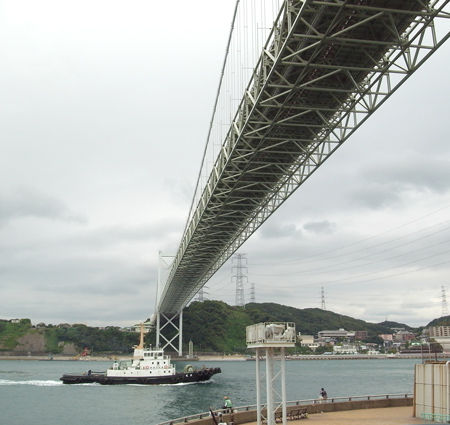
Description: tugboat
xmin=60 ymin=325 xmax=221 ymax=385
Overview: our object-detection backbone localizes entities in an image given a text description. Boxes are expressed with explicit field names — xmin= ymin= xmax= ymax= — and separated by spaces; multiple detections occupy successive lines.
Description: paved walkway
xmin=244 ymin=406 xmax=433 ymax=425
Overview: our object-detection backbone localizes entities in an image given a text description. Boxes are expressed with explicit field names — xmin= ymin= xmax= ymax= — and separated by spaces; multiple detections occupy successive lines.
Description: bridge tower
xmin=246 ymin=322 xmax=296 ymax=425
xmin=155 ymin=252 xmax=184 ymax=356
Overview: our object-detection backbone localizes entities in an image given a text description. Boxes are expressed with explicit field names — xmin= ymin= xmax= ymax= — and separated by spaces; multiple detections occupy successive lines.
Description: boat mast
xmin=137 ymin=323 xmax=145 ymax=350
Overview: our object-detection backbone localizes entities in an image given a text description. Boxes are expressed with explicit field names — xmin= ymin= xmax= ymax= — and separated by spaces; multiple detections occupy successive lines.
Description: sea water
xmin=0 ymin=358 xmax=422 ymax=425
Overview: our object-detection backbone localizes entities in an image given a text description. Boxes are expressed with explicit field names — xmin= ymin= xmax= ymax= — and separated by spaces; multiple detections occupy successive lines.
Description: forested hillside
xmin=427 ymin=315 xmax=450 ymax=327
xmin=0 ymin=319 xmax=138 ymax=355
xmin=180 ymin=301 xmax=400 ymax=352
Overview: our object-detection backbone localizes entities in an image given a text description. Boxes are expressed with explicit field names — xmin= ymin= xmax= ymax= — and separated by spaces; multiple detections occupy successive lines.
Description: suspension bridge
xmin=152 ymin=0 xmax=450 ymax=355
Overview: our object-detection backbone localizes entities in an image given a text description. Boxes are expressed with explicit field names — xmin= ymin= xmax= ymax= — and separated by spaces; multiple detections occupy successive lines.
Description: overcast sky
xmin=1 ymin=1 xmax=449 ymax=329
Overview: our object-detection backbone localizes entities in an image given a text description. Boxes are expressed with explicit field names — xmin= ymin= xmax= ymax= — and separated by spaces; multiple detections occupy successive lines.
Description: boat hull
xmin=60 ymin=367 xmax=221 ymax=385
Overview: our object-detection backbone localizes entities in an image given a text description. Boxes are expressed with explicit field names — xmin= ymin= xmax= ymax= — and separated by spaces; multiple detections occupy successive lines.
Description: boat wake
xmin=0 ymin=379 xmax=63 ymax=386
xmin=160 ymin=379 xmax=215 ymax=387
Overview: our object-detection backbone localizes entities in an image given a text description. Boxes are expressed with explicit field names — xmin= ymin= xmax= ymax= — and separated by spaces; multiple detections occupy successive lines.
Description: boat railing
xmin=156 ymin=393 xmax=412 ymax=425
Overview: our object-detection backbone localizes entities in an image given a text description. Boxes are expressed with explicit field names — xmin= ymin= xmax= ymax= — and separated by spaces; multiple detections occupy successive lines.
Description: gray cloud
xmin=259 ymin=222 xmax=301 ymax=239
xmin=350 ymin=183 xmax=403 ymax=209
xmin=386 ymin=158 xmax=450 ymax=193
xmin=350 ymin=157 xmax=450 ymax=209
xmin=303 ymin=220 xmax=336 ymax=234
xmin=163 ymin=177 xmax=196 ymax=206
xmin=67 ymin=220 xmax=183 ymax=247
xmin=0 ymin=187 xmax=86 ymax=225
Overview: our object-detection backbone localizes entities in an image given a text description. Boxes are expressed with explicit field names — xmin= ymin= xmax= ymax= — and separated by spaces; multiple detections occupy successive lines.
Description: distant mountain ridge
xmin=377 ymin=320 xmax=415 ymax=331
xmin=1 ymin=301 xmax=426 ymax=355
xmin=426 ymin=315 xmax=450 ymax=327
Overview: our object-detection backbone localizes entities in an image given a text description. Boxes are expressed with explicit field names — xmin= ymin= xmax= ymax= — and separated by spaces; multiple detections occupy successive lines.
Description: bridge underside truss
xmin=158 ymin=0 xmax=450 ymax=314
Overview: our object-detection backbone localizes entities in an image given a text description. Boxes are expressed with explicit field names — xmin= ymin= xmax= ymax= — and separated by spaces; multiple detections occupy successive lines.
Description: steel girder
xmin=157 ymin=0 xmax=450 ymax=314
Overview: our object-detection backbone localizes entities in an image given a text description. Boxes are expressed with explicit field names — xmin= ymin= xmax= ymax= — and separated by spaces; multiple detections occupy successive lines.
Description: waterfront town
xmin=297 ymin=325 xmax=450 ymax=356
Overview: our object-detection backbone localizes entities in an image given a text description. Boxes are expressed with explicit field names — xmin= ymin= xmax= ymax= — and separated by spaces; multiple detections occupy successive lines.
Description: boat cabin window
xmin=118 ymin=360 xmax=132 ymax=370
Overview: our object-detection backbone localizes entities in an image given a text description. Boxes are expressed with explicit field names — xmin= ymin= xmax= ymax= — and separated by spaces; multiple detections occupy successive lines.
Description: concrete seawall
xmin=182 ymin=397 xmax=413 ymax=425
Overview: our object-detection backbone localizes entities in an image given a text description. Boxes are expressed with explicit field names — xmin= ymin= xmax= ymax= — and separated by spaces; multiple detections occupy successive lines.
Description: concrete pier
xmin=245 ymin=406 xmax=431 ymax=425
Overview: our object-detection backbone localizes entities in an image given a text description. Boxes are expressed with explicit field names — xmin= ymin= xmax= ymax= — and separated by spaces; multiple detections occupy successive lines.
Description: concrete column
xmin=266 ymin=347 xmax=274 ymax=425
xmin=156 ymin=312 xmax=160 ymax=348
xmin=281 ymin=347 xmax=287 ymax=425
xmin=178 ymin=310 xmax=183 ymax=357
xmin=256 ymin=348 xmax=261 ymax=425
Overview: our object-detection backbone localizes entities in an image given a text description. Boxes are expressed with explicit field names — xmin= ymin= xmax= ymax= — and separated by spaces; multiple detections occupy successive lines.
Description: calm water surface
xmin=0 ymin=358 xmax=422 ymax=425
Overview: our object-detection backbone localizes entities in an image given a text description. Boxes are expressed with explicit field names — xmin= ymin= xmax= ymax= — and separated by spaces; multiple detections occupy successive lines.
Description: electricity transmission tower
xmin=196 ymin=286 xmax=208 ymax=302
xmin=441 ymin=285 xmax=448 ymax=317
xmin=321 ymin=286 xmax=326 ymax=310
xmin=232 ymin=253 xmax=247 ymax=307
xmin=249 ymin=282 xmax=256 ymax=303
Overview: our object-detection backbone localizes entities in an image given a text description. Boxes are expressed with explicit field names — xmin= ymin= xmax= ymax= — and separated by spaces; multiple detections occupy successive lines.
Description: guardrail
xmin=157 ymin=393 xmax=412 ymax=425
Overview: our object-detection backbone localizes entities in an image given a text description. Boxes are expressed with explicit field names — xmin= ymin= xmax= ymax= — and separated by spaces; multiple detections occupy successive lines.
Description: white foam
xmin=160 ymin=379 xmax=214 ymax=387
xmin=0 ymin=379 xmax=63 ymax=386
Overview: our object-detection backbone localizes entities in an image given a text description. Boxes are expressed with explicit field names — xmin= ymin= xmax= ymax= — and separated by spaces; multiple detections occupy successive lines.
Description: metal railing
xmin=157 ymin=393 xmax=412 ymax=425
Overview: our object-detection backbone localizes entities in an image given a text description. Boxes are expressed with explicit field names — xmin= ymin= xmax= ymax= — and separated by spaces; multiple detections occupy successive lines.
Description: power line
xmin=252 ymin=234 xmax=450 ymax=278
xmin=252 ymin=204 xmax=450 ymax=267
xmin=307 ymin=257 xmax=450 ymax=288
xmin=204 ymin=212 xmax=450 ymax=306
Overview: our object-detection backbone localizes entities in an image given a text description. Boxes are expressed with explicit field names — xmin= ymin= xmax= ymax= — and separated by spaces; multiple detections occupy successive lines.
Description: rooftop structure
xmin=318 ymin=329 xmax=355 ymax=339
xmin=246 ymin=322 xmax=296 ymax=349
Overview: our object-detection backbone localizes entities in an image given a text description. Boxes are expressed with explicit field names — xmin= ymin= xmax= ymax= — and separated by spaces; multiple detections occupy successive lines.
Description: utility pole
xmin=232 ymin=253 xmax=247 ymax=307
xmin=321 ymin=286 xmax=326 ymax=310
xmin=441 ymin=285 xmax=448 ymax=317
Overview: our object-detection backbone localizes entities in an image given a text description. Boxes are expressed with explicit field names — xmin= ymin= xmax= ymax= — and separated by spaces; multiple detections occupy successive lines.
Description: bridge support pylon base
xmin=155 ymin=310 xmax=183 ymax=357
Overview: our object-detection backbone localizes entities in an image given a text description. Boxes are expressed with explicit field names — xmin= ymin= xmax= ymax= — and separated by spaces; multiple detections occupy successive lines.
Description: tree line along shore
xmin=1 ymin=301 xmax=447 ymax=357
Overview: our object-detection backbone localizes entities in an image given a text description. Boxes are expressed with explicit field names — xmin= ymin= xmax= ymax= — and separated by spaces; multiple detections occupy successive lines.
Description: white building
xmin=333 ymin=344 xmax=358 ymax=354
xmin=427 ymin=326 xmax=450 ymax=352
xmin=428 ymin=326 xmax=450 ymax=337
xmin=298 ymin=334 xmax=319 ymax=351
xmin=318 ymin=328 xmax=355 ymax=339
